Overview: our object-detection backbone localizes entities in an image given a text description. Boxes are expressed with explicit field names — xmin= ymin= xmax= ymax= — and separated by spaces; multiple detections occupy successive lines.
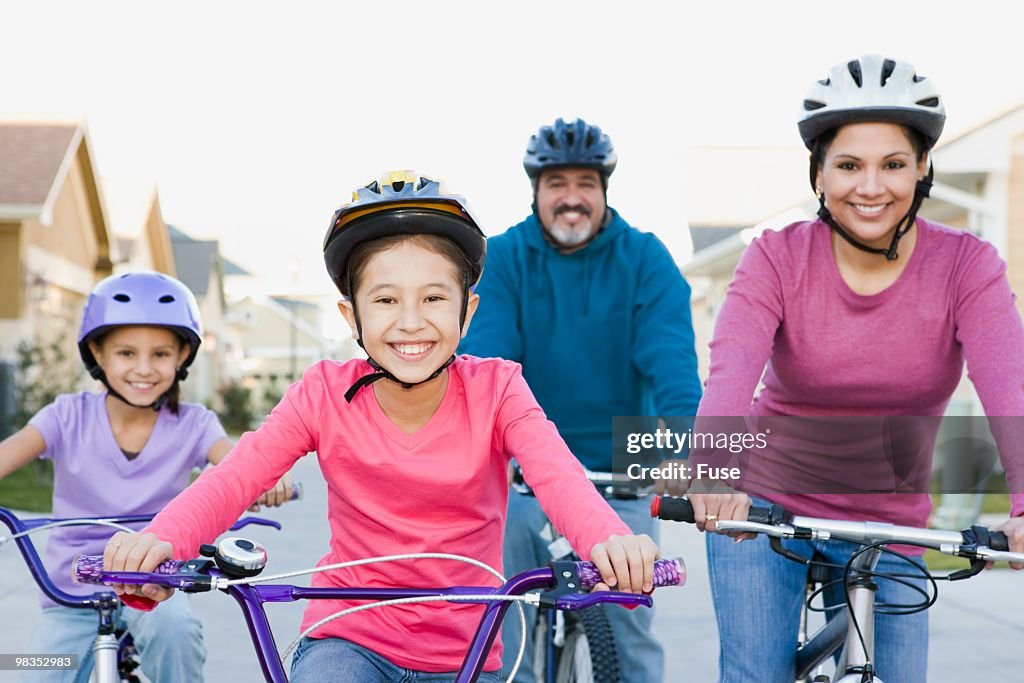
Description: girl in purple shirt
xmin=0 ymin=272 xmax=289 ymax=682
xmin=689 ymin=56 xmax=1024 ymax=683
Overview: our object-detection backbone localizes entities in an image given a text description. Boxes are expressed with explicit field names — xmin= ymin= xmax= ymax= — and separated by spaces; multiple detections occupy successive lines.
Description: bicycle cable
xmin=219 ymin=552 xmax=528 ymax=683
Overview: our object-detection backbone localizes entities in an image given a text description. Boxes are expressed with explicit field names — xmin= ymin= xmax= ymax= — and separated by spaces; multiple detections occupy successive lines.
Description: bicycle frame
xmin=652 ymin=495 xmax=1024 ymax=683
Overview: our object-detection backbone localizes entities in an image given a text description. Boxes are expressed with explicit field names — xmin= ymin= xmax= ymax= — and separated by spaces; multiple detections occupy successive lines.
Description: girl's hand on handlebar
xmin=103 ymin=531 xmax=176 ymax=601
xmin=249 ymin=472 xmax=293 ymax=511
xmin=589 ymin=534 xmax=660 ymax=594
xmin=686 ymin=486 xmax=756 ymax=541
xmin=989 ymin=517 xmax=1024 ymax=570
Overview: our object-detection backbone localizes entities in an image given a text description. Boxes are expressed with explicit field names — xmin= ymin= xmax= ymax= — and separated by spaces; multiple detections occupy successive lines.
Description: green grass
xmin=0 ymin=460 xmax=54 ymax=512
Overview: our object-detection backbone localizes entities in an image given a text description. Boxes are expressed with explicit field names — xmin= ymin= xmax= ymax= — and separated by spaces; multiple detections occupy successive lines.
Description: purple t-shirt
xmin=29 ymin=391 xmax=225 ymax=605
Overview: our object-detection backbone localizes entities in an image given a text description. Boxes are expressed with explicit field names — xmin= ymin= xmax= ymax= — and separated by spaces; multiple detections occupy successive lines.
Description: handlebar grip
xmin=650 ymin=496 xmax=695 ymax=522
xmin=71 ymin=555 xmax=185 ymax=585
xmin=575 ymin=557 xmax=685 ymax=590
xmin=989 ymin=530 xmax=1009 ymax=552
xmin=650 ymin=496 xmax=782 ymax=525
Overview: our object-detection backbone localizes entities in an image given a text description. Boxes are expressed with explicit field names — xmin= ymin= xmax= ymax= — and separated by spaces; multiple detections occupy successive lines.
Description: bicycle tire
xmin=555 ymin=606 xmax=620 ymax=683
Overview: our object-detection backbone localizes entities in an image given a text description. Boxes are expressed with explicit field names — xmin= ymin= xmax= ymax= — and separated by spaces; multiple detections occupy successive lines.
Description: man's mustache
xmin=554 ymin=204 xmax=591 ymax=217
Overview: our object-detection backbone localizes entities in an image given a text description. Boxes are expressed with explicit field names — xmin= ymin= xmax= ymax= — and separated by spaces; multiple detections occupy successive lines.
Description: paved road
xmin=2 ymin=452 xmax=1022 ymax=681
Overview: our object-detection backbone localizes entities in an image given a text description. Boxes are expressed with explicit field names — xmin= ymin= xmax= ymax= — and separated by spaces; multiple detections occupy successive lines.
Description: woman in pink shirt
xmin=687 ymin=56 xmax=1024 ymax=682
xmin=103 ymin=171 xmax=659 ymax=682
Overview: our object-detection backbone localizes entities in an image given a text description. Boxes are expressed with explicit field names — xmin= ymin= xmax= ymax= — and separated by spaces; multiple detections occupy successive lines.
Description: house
xmin=167 ymin=225 xmax=242 ymax=408
xmin=0 ymin=121 xmax=114 ymax=363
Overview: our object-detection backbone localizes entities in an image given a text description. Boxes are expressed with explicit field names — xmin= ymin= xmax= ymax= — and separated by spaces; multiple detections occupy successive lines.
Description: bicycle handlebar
xmin=71 ymin=552 xmax=685 ymax=593
xmin=651 ymin=495 xmax=1024 ymax=565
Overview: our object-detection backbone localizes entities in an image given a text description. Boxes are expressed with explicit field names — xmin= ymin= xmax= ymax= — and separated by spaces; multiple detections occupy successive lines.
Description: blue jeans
xmin=707 ymin=519 xmax=928 ymax=683
xmin=290 ymin=636 xmax=502 ymax=682
xmin=500 ymin=492 xmax=663 ymax=683
xmin=24 ymin=591 xmax=205 ymax=683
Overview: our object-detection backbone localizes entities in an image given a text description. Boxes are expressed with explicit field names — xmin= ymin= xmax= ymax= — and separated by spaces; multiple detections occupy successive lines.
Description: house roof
xmin=0 ymin=122 xmax=79 ymax=210
xmin=168 ymin=225 xmax=220 ymax=297
xmin=689 ymin=226 xmax=745 ymax=253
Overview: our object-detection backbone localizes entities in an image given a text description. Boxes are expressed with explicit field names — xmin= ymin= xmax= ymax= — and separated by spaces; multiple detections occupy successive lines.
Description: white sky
xmin=3 ymin=0 xmax=1023 ymax=295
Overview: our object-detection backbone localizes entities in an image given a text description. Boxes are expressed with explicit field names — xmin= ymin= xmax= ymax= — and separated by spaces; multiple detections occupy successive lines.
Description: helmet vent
xmin=847 ymin=60 xmax=863 ymax=87
xmin=818 ymin=78 xmax=830 ymax=86
xmin=916 ymin=96 xmax=940 ymax=108
xmin=880 ymin=59 xmax=896 ymax=86
xmin=391 ymin=180 xmax=406 ymax=192
xmin=913 ymin=74 xmax=926 ymax=83
xmin=113 ymin=293 xmax=131 ymax=302
xmin=803 ymin=99 xmax=827 ymax=111
xmin=158 ymin=295 xmax=176 ymax=303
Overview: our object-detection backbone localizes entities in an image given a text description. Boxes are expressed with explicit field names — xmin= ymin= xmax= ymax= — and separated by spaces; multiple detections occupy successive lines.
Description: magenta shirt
xmin=698 ymin=219 xmax=1024 ymax=526
xmin=29 ymin=391 xmax=225 ymax=606
xmin=145 ymin=356 xmax=630 ymax=673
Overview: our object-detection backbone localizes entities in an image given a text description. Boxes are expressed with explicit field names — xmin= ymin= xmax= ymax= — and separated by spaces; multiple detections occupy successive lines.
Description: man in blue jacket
xmin=460 ymin=118 xmax=702 ymax=682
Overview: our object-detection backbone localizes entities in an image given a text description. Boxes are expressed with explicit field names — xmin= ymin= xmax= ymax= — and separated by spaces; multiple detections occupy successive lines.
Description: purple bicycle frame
xmin=80 ymin=555 xmax=684 ymax=683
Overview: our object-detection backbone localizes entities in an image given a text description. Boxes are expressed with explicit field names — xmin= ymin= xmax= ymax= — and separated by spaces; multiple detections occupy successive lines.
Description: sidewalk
xmin=1 ymin=453 xmax=1021 ymax=681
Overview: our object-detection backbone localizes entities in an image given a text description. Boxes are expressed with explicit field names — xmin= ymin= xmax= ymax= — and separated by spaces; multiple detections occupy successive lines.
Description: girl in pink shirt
xmin=104 ymin=171 xmax=659 ymax=681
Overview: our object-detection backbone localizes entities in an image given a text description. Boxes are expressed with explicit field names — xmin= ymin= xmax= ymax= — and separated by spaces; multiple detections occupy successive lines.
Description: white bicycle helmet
xmin=798 ymin=54 xmax=945 ymax=151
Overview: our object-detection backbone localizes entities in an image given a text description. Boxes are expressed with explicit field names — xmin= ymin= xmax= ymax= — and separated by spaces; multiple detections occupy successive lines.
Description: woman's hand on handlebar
xmin=588 ymin=533 xmax=660 ymax=594
xmin=248 ymin=472 xmax=293 ymax=511
xmin=103 ymin=531 xmax=176 ymax=601
xmin=989 ymin=516 xmax=1024 ymax=570
xmin=685 ymin=481 xmax=755 ymax=540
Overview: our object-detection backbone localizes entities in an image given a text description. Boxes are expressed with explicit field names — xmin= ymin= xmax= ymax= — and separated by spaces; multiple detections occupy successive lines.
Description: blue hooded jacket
xmin=459 ymin=208 xmax=702 ymax=471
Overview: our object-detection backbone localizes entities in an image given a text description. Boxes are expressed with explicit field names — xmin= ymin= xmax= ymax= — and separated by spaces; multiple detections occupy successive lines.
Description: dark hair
xmin=346 ymin=233 xmax=474 ymax=300
xmin=90 ymin=328 xmax=187 ymax=413
xmin=812 ymin=123 xmax=929 ymax=170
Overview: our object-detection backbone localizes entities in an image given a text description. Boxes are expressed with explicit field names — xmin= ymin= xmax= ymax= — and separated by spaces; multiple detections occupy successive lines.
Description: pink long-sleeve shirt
xmin=697 ymin=219 xmax=1024 ymax=526
xmin=146 ymin=355 xmax=629 ymax=672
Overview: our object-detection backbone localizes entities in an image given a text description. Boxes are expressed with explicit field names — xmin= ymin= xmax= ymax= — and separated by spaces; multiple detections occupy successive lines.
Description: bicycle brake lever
xmin=554 ymin=592 xmax=653 ymax=611
xmin=229 ymin=516 xmax=283 ymax=531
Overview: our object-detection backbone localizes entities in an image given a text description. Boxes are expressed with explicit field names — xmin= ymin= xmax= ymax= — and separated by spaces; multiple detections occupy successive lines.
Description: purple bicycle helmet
xmin=78 ymin=271 xmax=203 ymax=382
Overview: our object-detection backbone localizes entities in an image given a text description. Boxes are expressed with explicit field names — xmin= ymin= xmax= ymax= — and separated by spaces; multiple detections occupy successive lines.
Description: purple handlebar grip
xmin=576 ymin=557 xmax=685 ymax=590
xmin=72 ymin=555 xmax=186 ymax=584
